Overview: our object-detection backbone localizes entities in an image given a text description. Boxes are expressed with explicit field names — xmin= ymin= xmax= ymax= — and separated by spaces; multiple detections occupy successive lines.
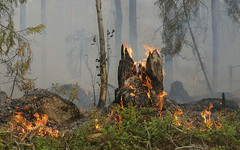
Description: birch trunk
xmin=96 ymin=0 xmax=108 ymax=108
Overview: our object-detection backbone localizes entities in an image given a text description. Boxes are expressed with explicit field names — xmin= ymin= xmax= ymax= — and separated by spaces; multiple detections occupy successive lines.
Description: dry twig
xmin=175 ymin=145 xmax=203 ymax=150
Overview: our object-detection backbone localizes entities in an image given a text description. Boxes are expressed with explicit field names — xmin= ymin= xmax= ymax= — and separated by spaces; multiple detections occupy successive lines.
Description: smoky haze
xmin=3 ymin=0 xmax=240 ymax=102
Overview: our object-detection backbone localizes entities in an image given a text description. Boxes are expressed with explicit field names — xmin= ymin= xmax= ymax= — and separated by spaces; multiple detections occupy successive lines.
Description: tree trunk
xmin=41 ymin=0 xmax=47 ymax=87
xmin=211 ymin=0 xmax=220 ymax=93
xmin=183 ymin=0 xmax=213 ymax=94
xmin=95 ymin=0 xmax=108 ymax=108
xmin=114 ymin=0 xmax=122 ymax=85
xmin=129 ymin=0 xmax=137 ymax=58
xmin=0 ymin=13 xmax=1 ymax=91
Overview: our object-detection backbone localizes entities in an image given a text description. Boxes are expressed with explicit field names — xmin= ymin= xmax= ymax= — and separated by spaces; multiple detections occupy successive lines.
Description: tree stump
xmin=114 ymin=45 xmax=164 ymax=107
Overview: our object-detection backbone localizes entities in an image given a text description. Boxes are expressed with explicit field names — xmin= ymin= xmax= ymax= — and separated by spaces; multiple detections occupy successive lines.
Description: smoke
xmin=2 ymin=0 xmax=240 ymax=100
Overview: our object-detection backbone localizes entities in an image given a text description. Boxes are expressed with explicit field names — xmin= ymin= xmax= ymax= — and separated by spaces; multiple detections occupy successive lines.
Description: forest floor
xmin=1 ymin=95 xmax=240 ymax=150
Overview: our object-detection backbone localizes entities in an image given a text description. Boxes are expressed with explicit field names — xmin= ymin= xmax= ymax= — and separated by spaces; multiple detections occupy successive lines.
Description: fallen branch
xmin=175 ymin=145 xmax=203 ymax=150
xmin=21 ymin=124 xmax=41 ymax=142
xmin=15 ymin=140 xmax=34 ymax=149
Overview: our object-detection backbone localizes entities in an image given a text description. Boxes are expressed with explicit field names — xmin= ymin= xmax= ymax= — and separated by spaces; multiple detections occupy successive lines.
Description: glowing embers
xmin=11 ymin=107 xmax=62 ymax=138
xmin=94 ymin=119 xmax=101 ymax=130
xmin=173 ymin=108 xmax=183 ymax=126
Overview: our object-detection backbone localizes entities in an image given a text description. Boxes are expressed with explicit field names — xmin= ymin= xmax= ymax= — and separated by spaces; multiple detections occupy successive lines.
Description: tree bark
xmin=41 ymin=0 xmax=47 ymax=87
xmin=95 ymin=0 xmax=108 ymax=108
xmin=129 ymin=0 xmax=137 ymax=58
xmin=211 ymin=0 xmax=220 ymax=93
xmin=118 ymin=45 xmax=136 ymax=87
xmin=146 ymin=50 xmax=164 ymax=95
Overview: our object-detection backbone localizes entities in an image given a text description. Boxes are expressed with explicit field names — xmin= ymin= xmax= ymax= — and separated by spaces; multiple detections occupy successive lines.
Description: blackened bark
xmin=146 ymin=50 xmax=164 ymax=95
xmin=118 ymin=45 xmax=136 ymax=87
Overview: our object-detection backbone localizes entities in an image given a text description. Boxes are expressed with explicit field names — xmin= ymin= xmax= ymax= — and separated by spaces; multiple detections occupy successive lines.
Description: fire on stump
xmin=115 ymin=44 xmax=166 ymax=114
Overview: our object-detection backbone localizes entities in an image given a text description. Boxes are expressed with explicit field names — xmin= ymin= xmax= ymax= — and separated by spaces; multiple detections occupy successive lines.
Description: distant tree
xmin=211 ymin=0 xmax=220 ymax=92
xmin=129 ymin=0 xmax=138 ymax=58
xmin=41 ymin=0 xmax=47 ymax=87
xmin=95 ymin=0 xmax=108 ymax=108
xmin=114 ymin=0 xmax=122 ymax=79
xmin=0 ymin=0 xmax=45 ymax=95
xmin=155 ymin=0 xmax=240 ymax=94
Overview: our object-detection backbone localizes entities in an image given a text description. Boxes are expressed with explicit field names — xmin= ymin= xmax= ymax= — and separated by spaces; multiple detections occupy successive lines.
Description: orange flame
xmin=173 ymin=108 xmax=183 ymax=126
xmin=143 ymin=45 xmax=160 ymax=58
xmin=157 ymin=91 xmax=168 ymax=116
xmin=11 ymin=111 xmax=62 ymax=138
xmin=201 ymin=104 xmax=213 ymax=129
xmin=123 ymin=44 xmax=133 ymax=58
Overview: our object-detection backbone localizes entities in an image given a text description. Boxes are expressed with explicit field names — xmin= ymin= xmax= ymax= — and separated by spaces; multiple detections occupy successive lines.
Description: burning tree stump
xmin=146 ymin=50 xmax=163 ymax=95
xmin=115 ymin=45 xmax=164 ymax=107
xmin=118 ymin=45 xmax=136 ymax=87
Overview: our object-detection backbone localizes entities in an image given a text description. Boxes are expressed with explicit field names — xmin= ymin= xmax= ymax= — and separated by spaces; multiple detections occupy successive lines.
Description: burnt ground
xmin=0 ymin=89 xmax=239 ymax=133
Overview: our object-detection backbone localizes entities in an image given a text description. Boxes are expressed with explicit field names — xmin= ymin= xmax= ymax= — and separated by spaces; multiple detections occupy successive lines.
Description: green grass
xmin=1 ymin=105 xmax=240 ymax=150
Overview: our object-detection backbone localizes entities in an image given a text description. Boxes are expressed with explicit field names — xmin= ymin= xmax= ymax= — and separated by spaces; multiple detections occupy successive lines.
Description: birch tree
xmin=95 ymin=0 xmax=108 ymax=108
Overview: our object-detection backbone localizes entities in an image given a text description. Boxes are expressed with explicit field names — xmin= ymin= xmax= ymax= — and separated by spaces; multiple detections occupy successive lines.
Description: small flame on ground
xmin=94 ymin=119 xmax=101 ymax=130
xmin=173 ymin=108 xmax=183 ymax=126
xmin=157 ymin=91 xmax=168 ymax=116
xmin=201 ymin=104 xmax=213 ymax=129
xmin=11 ymin=111 xmax=62 ymax=138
